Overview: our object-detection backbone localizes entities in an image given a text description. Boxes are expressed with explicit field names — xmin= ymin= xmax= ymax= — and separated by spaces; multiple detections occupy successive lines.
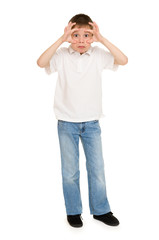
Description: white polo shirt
xmin=45 ymin=45 xmax=118 ymax=122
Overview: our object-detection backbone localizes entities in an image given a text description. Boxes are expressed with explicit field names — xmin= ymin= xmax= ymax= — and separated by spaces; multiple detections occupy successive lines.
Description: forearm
xmin=37 ymin=35 xmax=64 ymax=68
xmin=100 ymin=36 xmax=128 ymax=65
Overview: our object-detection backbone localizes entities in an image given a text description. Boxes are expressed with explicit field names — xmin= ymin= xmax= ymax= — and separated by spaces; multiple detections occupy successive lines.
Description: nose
xmin=79 ymin=36 xmax=84 ymax=43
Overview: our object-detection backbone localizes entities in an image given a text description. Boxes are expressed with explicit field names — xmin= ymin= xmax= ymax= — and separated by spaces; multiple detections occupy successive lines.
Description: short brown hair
xmin=69 ymin=13 xmax=93 ymax=29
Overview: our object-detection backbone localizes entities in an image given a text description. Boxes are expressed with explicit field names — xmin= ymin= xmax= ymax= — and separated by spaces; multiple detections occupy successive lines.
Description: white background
xmin=0 ymin=0 xmax=159 ymax=239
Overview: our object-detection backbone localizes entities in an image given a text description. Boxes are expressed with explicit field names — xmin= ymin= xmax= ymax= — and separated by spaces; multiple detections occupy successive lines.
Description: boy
xmin=37 ymin=14 xmax=128 ymax=228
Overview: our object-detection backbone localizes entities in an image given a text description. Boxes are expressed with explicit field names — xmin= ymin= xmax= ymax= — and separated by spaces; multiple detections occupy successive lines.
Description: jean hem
xmin=66 ymin=212 xmax=82 ymax=216
xmin=90 ymin=209 xmax=111 ymax=215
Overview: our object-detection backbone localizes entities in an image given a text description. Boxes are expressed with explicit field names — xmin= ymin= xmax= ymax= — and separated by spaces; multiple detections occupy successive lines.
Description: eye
xmin=74 ymin=34 xmax=78 ymax=37
xmin=84 ymin=34 xmax=89 ymax=37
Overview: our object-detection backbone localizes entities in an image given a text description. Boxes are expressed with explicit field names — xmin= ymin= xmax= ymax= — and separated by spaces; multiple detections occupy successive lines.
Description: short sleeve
xmin=98 ymin=47 xmax=118 ymax=71
xmin=45 ymin=48 xmax=62 ymax=75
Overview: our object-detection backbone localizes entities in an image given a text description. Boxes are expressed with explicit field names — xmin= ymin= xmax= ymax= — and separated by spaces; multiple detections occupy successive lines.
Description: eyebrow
xmin=73 ymin=31 xmax=91 ymax=34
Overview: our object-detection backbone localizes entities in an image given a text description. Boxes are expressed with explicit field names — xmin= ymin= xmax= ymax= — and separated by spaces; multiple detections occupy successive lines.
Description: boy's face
xmin=71 ymin=25 xmax=93 ymax=54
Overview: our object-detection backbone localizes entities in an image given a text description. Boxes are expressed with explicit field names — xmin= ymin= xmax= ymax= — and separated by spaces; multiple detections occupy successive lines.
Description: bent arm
xmin=37 ymin=36 xmax=64 ymax=68
xmin=87 ymin=22 xmax=128 ymax=66
xmin=37 ymin=22 xmax=79 ymax=68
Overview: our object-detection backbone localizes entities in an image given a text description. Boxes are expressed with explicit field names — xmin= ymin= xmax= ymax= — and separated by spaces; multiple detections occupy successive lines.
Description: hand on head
xmin=62 ymin=22 xmax=79 ymax=44
xmin=62 ymin=21 xmax=102 ymax=44
xmin=85 ymin=22 xmax=102 ymax=43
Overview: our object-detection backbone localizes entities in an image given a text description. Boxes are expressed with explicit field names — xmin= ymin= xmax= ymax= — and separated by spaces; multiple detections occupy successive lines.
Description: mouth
xmin=78 ymin=46 xmax=85 ymax=48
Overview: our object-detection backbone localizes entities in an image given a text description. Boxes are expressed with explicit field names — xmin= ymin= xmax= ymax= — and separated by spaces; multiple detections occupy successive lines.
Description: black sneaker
xmin=93 ymin=212 xmax=120 ymax=226
xmin=67 ymin=214 xmax=83 ymax=228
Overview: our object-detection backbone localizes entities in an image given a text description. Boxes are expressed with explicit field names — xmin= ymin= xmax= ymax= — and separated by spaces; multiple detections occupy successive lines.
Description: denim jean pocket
xmin=58 ymin=120 xmax=65 ymax=129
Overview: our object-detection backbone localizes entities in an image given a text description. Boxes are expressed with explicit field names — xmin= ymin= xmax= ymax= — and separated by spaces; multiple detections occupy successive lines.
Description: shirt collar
xmin=68 ymin=45 xmax=92 ymax=56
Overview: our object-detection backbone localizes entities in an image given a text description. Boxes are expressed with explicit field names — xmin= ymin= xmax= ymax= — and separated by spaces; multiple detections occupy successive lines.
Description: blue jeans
xmin=57 ymin=120 xmax=111 ymax=215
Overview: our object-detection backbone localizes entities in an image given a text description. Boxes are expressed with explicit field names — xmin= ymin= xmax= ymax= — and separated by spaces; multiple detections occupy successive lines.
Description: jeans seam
xmin=81 ymin=136 xmax=94 ymax=214
xmin=87 ymin=166 xmax=94 ymax=214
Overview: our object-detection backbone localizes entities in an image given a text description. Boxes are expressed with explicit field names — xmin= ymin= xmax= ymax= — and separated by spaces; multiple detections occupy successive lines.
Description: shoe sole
xmin=93 ymin=217 xmax=119 ymax=226
xmin=68 ymin=223 xmax=83 ymax=228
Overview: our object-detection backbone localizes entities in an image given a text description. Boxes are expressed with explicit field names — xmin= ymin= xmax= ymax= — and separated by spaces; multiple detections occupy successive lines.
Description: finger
xmin=68 ymin=22 xmax=73 ymax=26
xmin=68 ymin=22 xmax=76 ymax=29
xmin=88 ymin=22 xmax=95 ymax=28
xmin=66 ymin=22 xmax=72 ymax=30
xmin=70 ymin=22 xmax=76 ymax=26
xmin=93 ymin=22 xmax=99 ymax=31
xmin=84 ymin=29 xmax=93 ymax=33
xmin=71 ymin=28 xmax=80 ymax=33
xmin=70 ymin=22 xmax=76 ymax=29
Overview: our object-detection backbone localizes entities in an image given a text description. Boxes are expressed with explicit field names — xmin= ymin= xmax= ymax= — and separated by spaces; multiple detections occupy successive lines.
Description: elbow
xmin=115 ymin=56 xmax=128 ymax=66
xmin=37 ymin=59 xmax=49 ymax=68
xmin=121 ymin=56 xmax=128 ymax=65
xmin=37 ymin=58 xmax=44 ymax=68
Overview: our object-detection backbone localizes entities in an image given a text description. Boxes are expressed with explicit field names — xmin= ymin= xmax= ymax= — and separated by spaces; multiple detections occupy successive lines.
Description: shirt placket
xmin=77 ymin=58 xmax=82 ymax=73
